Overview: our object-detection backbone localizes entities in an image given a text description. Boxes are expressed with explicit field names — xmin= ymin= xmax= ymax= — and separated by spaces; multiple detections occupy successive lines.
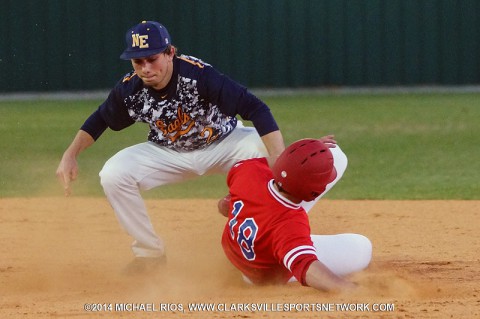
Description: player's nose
xmin=141 ymin=64 xmax=151 ymax=74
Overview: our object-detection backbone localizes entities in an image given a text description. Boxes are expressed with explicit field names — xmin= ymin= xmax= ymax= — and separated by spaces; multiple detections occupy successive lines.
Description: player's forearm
xmin=63 ymin=130 xmax=95 ymax=159
xmin=261 ymin=130 xmax=285 ymax=158
xmin=305 ymin=261 xmax=356 ymax=292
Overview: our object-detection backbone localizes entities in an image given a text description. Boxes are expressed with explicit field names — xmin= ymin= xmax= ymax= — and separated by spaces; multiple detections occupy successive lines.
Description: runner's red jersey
xmin=221 ymin=158 xmax=318 ymax=285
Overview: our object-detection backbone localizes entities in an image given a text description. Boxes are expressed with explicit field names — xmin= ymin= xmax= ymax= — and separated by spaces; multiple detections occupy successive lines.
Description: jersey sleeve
xmin=198 ymin=65 xmax=279 ymax=136
xmin=97 ymin=74 xmax=137 ymax=131
xmin=272 ymin=217 xmax=318 ymax=285
xmin=80 ymin=84 xmax=135 ymax=140
xmin=80 ymin=109 xmax=108 ymax=140
xmin=283 ymin=244 xmax=318 ymax=286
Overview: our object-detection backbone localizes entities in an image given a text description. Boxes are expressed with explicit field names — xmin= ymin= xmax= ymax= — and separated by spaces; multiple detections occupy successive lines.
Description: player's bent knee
xmin=350 ymin=234 xmax=372 ymax=271
xmin=99 ymin=168 xmax=118 ymax=190
xmin=99 ymin=161 xmax=133 ymax=190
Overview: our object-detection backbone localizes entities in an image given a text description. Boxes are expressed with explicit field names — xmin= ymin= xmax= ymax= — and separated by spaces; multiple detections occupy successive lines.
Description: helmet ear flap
xmin=272 ymin=139 xmax=335 ymax=202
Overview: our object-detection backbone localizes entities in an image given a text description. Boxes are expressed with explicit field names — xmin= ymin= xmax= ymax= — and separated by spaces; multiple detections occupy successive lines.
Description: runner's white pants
xmin=99 ymin=125 xmax=349 ymax=257
xmin=244 ymin=233 xmax=372 ymax=284
xmin=310 ymin=233 xmax=372 ymax=276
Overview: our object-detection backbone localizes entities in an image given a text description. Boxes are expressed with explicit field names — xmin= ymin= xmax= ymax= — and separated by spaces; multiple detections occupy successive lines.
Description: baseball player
xmin=55 ymin=20 xmax=349 ymax=272
xmin=220 ymin=139 xmax=371 ymax=291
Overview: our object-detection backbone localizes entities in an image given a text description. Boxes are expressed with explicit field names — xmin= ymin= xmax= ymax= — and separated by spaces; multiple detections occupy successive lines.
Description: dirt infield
xmin=1 ymin=198 xmax=479 ymax=318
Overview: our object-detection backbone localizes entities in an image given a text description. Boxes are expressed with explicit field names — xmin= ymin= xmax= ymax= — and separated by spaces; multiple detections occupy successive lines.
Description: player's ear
xmin=166 ymin=45 xmax=176 ymax=58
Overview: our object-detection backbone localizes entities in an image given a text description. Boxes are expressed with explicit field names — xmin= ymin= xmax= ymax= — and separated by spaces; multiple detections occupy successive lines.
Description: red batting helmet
xmin=272 ymin=139 xmax=337 ymax=202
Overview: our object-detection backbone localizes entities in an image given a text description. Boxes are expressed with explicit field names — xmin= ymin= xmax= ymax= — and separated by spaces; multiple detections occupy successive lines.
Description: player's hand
xmin=56 ymin=155 xmax=78 ymax=197
xmin=217 ymin=194 xmax=231 ymax=217
xmin=55 ymin=130 xmax=94 ymax=196
xmin=318 ymin=135 xmax=337 ymax=148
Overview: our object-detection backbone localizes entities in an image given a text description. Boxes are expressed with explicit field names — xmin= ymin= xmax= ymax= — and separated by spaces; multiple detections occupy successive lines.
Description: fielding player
xmin=56 ymin=20 xmax=350 ymax=273
xmin=220 ymin=139 xmax=372 ymax=291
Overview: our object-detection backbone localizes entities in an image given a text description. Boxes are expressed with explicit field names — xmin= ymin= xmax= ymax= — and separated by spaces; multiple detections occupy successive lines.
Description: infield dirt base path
xmin=1 ymin=198 xmax=479 ymax=318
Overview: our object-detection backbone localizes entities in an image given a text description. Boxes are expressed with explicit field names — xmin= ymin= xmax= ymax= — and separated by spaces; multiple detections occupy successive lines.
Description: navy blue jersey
xmin=81 ymin=55 xmax=278 ymax=151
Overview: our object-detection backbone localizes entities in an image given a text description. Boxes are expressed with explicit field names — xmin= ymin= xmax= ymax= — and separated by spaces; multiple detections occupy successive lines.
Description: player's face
xmin=131 ymin=51 xmax=174 ymax=90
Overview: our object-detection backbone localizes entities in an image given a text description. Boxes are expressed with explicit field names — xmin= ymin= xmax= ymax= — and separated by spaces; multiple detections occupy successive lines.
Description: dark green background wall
xmin=1 ymin=0 xmax=479 ymax=93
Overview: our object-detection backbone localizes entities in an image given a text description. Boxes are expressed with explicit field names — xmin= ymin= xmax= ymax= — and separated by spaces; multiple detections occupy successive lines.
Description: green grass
xmin=1 ymin=92 xmax=479 ymax=199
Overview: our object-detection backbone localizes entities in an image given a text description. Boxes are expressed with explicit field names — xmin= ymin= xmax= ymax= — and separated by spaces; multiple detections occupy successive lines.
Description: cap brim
xmin=120 ymin=48 xmax=165 ymax=60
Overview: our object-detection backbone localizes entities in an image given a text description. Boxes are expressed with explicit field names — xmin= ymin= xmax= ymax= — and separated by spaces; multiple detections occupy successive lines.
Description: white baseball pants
xmin=243 ymin=233 xmax=372 ymax=284
xmin=310 ymin=233 xmax=372 ymax=276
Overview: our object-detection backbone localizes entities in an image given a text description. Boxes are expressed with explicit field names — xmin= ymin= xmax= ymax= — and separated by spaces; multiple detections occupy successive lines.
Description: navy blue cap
xmin=120 ymin=21 xmax=171 ymax=60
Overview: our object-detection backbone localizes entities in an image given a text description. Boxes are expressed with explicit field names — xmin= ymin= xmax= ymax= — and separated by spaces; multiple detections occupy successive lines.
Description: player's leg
xmin=310 ymin=233 xmax=372 ymax=276
xmin=196 ymin=123 xmax=268 ymax=174
xmin=301 ymin=145 xmax=348 ymax=212
xmin=99 ymin=142 xmax=196 ymax=257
